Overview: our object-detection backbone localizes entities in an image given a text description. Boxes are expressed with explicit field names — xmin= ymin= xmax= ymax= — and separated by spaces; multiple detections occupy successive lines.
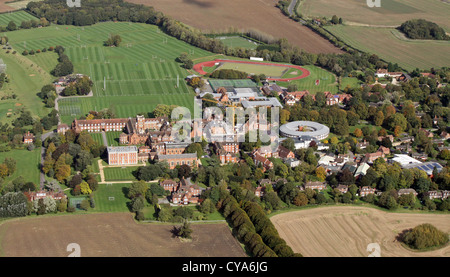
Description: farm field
xmin=271 ymin=206 xmax=450 ymax=257
xmin=126 ymin=0 xmax=343 ymax=54
xmin=325 ymin=25 xmax=450 ymax=71
xmin=0 ymin=148 xmax=41 ymax=185
xmin=299 ymin=0 xmax=450 ymax=31
xmin=0 ymin=213 xmax=246 ymax=257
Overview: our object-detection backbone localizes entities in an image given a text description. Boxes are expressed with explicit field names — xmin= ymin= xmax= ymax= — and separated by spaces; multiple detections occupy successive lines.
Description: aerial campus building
xmin=280 ymin=121 xmax=330 ymax=140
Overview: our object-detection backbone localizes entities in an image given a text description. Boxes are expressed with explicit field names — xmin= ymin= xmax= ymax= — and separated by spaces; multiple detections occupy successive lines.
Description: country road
xmin=288 ymin=0 xmax=297 ymax=16
xmin=39 ymin=131 xmax=55 ymax=189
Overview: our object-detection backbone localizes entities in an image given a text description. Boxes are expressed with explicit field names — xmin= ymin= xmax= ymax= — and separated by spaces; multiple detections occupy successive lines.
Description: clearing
xmin=271 ymin=206 xmax=450 ymax=257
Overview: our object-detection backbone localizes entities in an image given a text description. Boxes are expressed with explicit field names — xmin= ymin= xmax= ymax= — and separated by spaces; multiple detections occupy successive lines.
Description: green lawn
xmin=105 ymin=131 xmax=123 ymax=146
xmin=217 ymin=62 xmax=289 ymax=77
xmin=103 ymin=166 xmax=140 ymax=182
xmin=217 ymin=36 xmax=260 ymax=49
xmin=278 ymin=65 xmax=338 ymax=94
xmin=0 ymin=49 xmax=54 ymax=123
xmin=340 ymin=77 xmax=362 ymax=90
xmin=0 ymin=10 xmax=38 ymax=27
xmin=91 ymin=183 xmax=131 ymax=213
xmin=0 ymin=148 xmax=41 ymax=186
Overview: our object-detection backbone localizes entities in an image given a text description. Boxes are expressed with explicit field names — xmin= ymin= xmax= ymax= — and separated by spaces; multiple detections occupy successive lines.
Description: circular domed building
xmin=280 ymin=121 xmax=329 ymax=140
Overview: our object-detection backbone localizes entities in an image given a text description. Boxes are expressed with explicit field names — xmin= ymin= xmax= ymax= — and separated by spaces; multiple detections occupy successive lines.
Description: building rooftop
xmin=107 ymin=146 xmax=138 ymax=153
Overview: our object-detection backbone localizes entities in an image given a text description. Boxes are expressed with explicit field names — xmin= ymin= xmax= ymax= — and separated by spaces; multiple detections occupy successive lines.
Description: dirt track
xmin=126 ymin=0 xmax=342 ymax=54
xmin=0 ymin=213 xmax=246 ymax=257
xmin=271 ymin=206 xmax=450 ymax=257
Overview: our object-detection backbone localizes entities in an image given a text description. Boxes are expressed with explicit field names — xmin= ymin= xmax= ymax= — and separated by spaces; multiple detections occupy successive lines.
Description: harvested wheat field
xmin=271 ymin=206 xmax=450 ymax=257
xmin=126 ymin=0 xmax=342 ymax=54
xmin=0 ymin=213 xmax=246 ymax=257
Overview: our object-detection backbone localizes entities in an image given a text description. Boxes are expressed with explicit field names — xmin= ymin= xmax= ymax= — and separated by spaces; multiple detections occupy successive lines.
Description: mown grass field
xmin=0 ymin=10 xmax=37 ymax=26
xmin=0 ymin=148 xmax=41 ymax=185
xmin=0 ymin=48 xmax=54 ymax=123
xmin=5 ymin=22 xmax=212 ymax=124
xmin=278 ymin=65 xmax=338 ymax=94
xmin=217 ymin=36 xmax=259 ymax=49
xmin=105 ymin=131 xmax=122 ymax=146
xmin=103 ymin=166 xmax=139 ymax=182
xmin=325 ymin=26 xmax=450 ymax=71
xmin=299 ymin=0 xmax=450 ymax=31
xmin=217 ymin=62 xmax=289 ymax=77
xmin=92 ymin=183 xmax=131 ymax=213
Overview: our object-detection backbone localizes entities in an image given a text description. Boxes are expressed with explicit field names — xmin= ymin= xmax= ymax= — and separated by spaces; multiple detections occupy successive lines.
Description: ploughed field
xmin=0 ymin=213 xmax=246 ymax=257
xmin=125 ymin=0 xmax=343 ymax=54
xmin=271 ymin=206 xmax=450 ymax=257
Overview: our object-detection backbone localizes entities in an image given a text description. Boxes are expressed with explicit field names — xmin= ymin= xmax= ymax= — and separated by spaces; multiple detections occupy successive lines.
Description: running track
xmin=193 ymin=59 xmax=311 ymax=82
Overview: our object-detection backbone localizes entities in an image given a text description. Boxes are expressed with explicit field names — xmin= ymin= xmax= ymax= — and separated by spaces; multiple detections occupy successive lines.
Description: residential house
xmin=303 ymin=181 xmax=327 ymax=192
xmin=377 ymin=146 xmax=390 ymax=156
xmin=337 ymin=185 xmax=348 ymax=194
xmin=23 ymin=131 xmax=34 ymax=144
xmin=397 ymin=188 xmax=418 ymax=197
xmin=359 ymin=186 xmax=376 ymax=197
xmin=24 ymin=190 xmax=67 ymax=201
xmin=255 ymin=186 xmax=266 ymax=198
xmin=253 ymin=153 xmax=274 ymax=172
xmin=171 ymin=178 xmax=201 ymax=205
xmin=160 ymin=179 xmax=178 ymax=192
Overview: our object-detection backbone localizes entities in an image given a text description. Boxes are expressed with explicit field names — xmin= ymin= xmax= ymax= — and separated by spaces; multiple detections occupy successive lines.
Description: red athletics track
xmin=192 ymin=59 xmax=311 ymax=82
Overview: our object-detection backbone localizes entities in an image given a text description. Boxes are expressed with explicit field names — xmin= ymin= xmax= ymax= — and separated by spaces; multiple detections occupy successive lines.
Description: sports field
xmin=325 ymin=25 xmax=450 ymax=71
xmin=0 ymin=10 xmax=37 ymax=26
xmin=277 ymin=65 xmax=338 ymax=94
xmin=103 ymin=166 xmax=140 ymax=182
xmin=0 ymin=148 xmax=41 ymax=185
xmin=4 ymin=22 xmax=212 ymax=124
xmin=299 ymin=0 xmax=450 ymax=31
xmin=271 ymin=206 xmax=450 ymax=257
xmin=217 ymin=36 xmax=260 ymax=49
xmin=217 ymin=62 xmax=289 ymax=78
xmin=92 ymin=183 xmax=131 ymax=213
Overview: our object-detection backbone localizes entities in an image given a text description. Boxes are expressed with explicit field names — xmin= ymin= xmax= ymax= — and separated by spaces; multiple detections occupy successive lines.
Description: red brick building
xmin=24 ymin=190 xmax=67 ymax=201
xmin=23 ymin=131 xmax=34 ymax=144
xmin=157 ymin=153 xmax=198 ymax=169
xmin=107 ymin=146 xmax=138 ymax=166
xmin=171 ymin=178 xmax=202 ymax=205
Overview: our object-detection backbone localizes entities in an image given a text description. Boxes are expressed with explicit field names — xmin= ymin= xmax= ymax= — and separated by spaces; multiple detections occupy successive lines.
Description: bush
xmin=402 ymin=224 xmax=449 ymax=250
xmin=135 ymin=210 xmax=145 ymax=221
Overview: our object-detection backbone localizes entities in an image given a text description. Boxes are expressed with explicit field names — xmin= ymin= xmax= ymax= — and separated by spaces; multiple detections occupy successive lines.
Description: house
xmin=254 ymin=186 xmax=266 ymax=198
xmin=440 ymin=131 xmax=450 ymax=140
xmin=359 ymin=186 xmax=376 ymax=197
xmin=24 ymin=190 xmax=67 ymax=201
xmin=303 ymin=181 xmax=327 ymax=192
xmin=378 ymin=135 xmax=394 ymax=143
xmin=253 ymin=153 xmax=274 ymax=172
xmin=362 ymin=152 xmax=385 ymax=164
xmin=23 ymin=131 xmax=34 ymax=144
xmin=259 ymin=179 xmax=273 ymax=187
xmin=285 ymin=158 xmax=300 ymax=168
xmin=171 ymin=178 xmax=201 ymax=205
xmin=160 ymin=179 xmax=178 ymax=192
xmin=397 ymin=188 xmax=418 ymax=197
xmin=377 ymin=146 xmax=390 ymax=156
xmin=356 ymin=140 xmax=369 ymax=149
xmin=277 ymin=145 xmax=295 ymax=160
xmin=57 ymin=124 xmax=70 ymax=134
xmin=337 ymin=185 xmax=348 ymax=194
xmin=425 ymin=190 xmax=449 ymax=200
xmin=213 ymin=142 xmax=239 ymax=164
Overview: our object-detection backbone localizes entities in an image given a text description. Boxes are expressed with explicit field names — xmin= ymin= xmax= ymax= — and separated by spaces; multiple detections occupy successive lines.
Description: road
xmin=288 ymin=0 xmax=297 ymax=17
xmin=39 ymin=131 xmax=55 ymax=189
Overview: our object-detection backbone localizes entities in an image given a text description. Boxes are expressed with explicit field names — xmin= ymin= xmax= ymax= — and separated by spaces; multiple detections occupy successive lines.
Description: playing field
xmin=325 ymin=25 xmax=450 ymax=71
xmin=103 ymin=166 xmax=140 ymax=182
xmin=217 ymin=62 xmax=290 ymax=77
xmin=217 ymin=36 xmax=260 ymax=49
xmin=299 ymin=0 xmax=450 ymax=31
xmin=92 ymin=183 xmax=132 ymax=213
xmin=0 ymin=148 xmax=41 ymax=185
xmin=0 ymin=10 xmax=37 ymax=26
xmin=0 ymin=213 xmax=246 ymax=257
xmin=5 ymin=22 xmax=212 ymax=123
xmin=277 ymin=65 xmax=338 ymax=94
xmin=271 ymin=206 xmax=450 ymax=257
